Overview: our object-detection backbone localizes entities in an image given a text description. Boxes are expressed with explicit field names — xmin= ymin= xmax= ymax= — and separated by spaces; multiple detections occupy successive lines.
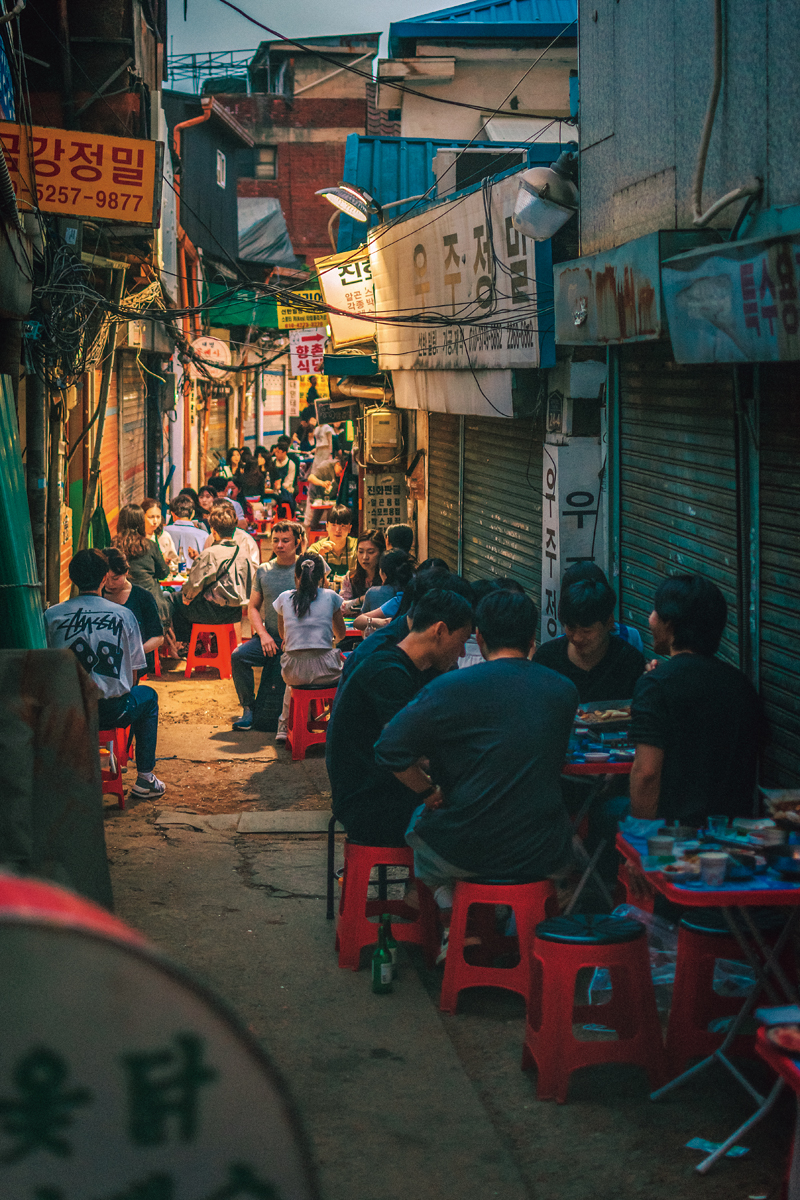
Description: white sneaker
xmin=275 ymin=731 xmax=288 ymax=744
xmin=130 ymin=775 xmax=166 ymax=800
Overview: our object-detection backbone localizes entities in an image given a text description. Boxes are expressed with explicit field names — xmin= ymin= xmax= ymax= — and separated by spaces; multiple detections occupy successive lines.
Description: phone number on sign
xmin=29 ymin=182 xmax=144 ymax=211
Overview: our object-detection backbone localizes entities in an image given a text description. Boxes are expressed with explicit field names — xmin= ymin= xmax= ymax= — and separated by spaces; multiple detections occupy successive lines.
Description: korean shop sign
xmin=0 ymin=910 xmax=316 ymax=1198
xmin=369 ymin=169 xmax=539 ymax=370
xmin=277 ymin=289 xmax=325 ymax=330
xmin=315 ymin=249 xmax=376 ymax=347
xmin=289 ymin=327 xmax=325 ymax=376
xmin=0 ymin=122 xmax=162 ymax=225
xmin=662 ymin=233 xmax=800 ymax=362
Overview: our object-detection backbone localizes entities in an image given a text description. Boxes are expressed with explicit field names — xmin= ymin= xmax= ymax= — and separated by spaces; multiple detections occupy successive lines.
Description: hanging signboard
xmin=363 ymin=471 xmax=408 ymax=531
xmin=276 ymin=288 xmax=325 ymax=330
xmin=662 ymin=233 xmax=800 ymax=363
xmin=190 ymin=336 xmax=232 ymax=381
xmin=289 ymin=328 xmax=326 ymax=377
xmin=370 ymin=169 xmax=539 ymax=371
xmin=540 ymin=438 xmax=604 ymax=644
xmin=315 ymin=249 xmax=376 ymax=347
xmin=0 ymin=121 xmax=162 ymax=225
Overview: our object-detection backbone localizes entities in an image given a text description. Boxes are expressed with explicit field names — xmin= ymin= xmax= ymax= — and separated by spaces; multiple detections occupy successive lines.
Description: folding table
xmin=618 ymin=831 xmax=800 ymax=1171
xmin=756 ymin=1026 xmax=800 ymax=1199
xmin=561 ymin=760 xmax=633 ymax=912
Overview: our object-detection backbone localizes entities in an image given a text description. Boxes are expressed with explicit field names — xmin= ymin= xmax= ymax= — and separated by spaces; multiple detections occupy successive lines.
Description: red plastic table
xmin=619 ymin=831 xmax=800 ymax=1171
xmin=756 ymin=1027 xmax=800 ymax=1198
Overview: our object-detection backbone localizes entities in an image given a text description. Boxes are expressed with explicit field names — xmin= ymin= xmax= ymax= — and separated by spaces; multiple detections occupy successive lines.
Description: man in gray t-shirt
xmin=231 ymin=522 xmax=301 ymax=730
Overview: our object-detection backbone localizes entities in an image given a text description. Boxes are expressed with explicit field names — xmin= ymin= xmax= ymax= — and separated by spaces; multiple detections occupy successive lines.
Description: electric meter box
xmin=365 ymin=408 xmax=400 ymax=453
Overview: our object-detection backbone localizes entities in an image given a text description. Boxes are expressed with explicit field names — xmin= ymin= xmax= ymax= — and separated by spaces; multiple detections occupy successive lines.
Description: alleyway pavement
xmin=103 ymin=663 xmax=790 ymax=1200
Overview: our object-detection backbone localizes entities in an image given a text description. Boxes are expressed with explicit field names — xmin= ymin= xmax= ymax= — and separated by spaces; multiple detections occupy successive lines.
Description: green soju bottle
xmin=381 ymin=913 xmax=399 ymax=979
xmin=371 ymin=921 xmax=393 ymax=994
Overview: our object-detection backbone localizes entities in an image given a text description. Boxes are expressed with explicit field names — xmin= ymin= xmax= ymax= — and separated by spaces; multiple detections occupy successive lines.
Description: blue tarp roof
xmin=336 ymin=132 xmax=572 ymax=252
xmin=389 ymin=0 xmax=576 ymax=55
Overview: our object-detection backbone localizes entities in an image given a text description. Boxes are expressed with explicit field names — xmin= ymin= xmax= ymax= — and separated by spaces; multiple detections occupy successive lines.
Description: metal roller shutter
xmin=427 ymin=412 xmax=460 ymax=570
xmin=619 ymin=344 xmax=740 ymax=666
xmin=759 ymin=364 xmax=800 ymax=784
xmin=462 ymin=416 xmax=543 ymax=607
xmin=119 ymin=352 xmax=146 ymax=507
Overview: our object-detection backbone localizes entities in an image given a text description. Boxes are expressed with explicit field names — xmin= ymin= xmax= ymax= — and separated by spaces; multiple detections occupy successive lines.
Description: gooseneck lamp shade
xmin=315 ymin=184 xmax=382 ymax=223
xmin=512 ymin=150 xmax=579 ymax=242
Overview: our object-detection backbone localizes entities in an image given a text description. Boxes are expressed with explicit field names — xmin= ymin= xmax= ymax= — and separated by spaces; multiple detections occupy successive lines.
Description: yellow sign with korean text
xmin=0 ymin=122 xmax=162 ymax=225
xmin=276 ymin=289 xmax=325 ymax=330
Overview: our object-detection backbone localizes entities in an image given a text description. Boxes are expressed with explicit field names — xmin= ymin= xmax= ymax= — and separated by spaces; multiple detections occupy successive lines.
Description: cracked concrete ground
xmin=103 ymin=666 xmax=793 ymax=1199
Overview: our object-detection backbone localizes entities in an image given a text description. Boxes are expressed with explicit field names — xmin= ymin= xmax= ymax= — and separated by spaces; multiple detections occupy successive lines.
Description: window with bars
xmin=254 ymin=146 xmax=277 ymax=179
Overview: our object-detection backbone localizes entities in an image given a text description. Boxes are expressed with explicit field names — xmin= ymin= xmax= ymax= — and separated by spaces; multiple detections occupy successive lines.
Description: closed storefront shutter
xmin=119 ymin=352 xmax=146 ymax=507
xmin=207 ymin=390 xmax=228 ymax=476
xmin=100 ymin=364 xmax=120 ymax=534
xmin=462 ymin=416 xmax=543 ymax=607
xmin=427 ymin=412 xmax=460 ymax=569
xmin=262 ymin=370 xmax=284 ymax=440
xmin=759 ymin=364 xmax=800 ymax=784
xmin=619 ymin=344 xmax=740 ymax=666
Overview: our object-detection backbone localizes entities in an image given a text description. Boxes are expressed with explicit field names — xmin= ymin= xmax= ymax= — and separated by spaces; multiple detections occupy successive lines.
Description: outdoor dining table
xmin=618 ymin=829 xmax=800 ymax=1172
xmin=560 ymin=757 xmax=634 ymax=912
xmin=756 ymin=1026 xmax=800 ymax=1198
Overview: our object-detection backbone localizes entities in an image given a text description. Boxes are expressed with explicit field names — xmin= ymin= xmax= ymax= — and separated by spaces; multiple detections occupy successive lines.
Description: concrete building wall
xmin=579 ymin=0 xmax=800 ymax=254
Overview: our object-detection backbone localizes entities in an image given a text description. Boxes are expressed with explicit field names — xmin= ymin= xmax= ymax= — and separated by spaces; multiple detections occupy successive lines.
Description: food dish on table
xmin=766 ymin=1025 xmax=800 ymax=1055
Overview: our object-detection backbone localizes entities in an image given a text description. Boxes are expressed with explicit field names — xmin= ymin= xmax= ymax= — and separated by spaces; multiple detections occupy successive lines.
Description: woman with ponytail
xmin=272 ymin=552 xmax=346 ymax=744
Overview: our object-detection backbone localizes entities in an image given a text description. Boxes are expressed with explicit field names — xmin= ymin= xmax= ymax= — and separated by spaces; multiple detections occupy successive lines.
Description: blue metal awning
xmin=389 ymin=1 xmax=577 ymax=55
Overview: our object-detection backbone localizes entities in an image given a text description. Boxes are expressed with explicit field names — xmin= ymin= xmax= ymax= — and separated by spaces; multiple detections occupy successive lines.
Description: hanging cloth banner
xmin=369 ymin=168 xmax=539 ymax=371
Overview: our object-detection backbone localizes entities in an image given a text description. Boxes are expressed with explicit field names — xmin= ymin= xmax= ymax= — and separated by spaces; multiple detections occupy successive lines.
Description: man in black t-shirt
xmin=630 ymin=574 xmax=762 ymax=826
xmin=533 ymin=577 xmax=645 ymax=701
xmin=327 ymin=590 xmax=473 ymax=846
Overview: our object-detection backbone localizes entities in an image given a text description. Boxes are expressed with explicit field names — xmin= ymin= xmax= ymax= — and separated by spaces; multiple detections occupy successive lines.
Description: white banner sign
xmin=540 ymin=438 xmax=604 ymax=644
xmin=315 ymin=249 xmax=376 ymax=347
xmin=370 ymin=169 xmax=539 ymax=371
xmin=289 ymin=327 xmax=325 ymax=377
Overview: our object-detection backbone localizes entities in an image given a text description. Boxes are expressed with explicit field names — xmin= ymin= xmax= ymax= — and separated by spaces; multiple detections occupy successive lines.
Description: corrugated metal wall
xmin=619 ymin=344 xmax=740 ymax=666
xmin=119 ymin=353 xmax=146 ymax=507
xmin=759 ymin=364 xmax=800 ymax=785
xmin=462 ymin=416 xmax=543 ymax=606
xmin=100 ymin=366 xmax=120 ymax=534
xmin=427 ymin=413 xmax=460 ymax=570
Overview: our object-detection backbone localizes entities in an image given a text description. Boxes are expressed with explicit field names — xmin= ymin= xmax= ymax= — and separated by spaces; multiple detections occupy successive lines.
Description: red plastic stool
xmin=296 ymin=480 xmax=309 ymax=504
xmin=336 ymin=841 xmax=439 ymax=970
xmin=307 ymin=529 xmax=326 ymax=545
xmin=439 ymin=880 xmax=557 ymax=1014
xmin=184 ymin=623 xmax=238 ymax=680
xmin=523 ymin=914 xmax=668 ymax=1102
xmin=98 ymin=727 xmax=130 ymax=809
xmin=271 ymin=503 xmax=293 ymax=523
xmin=286 ymin=684 xmax=337 ymax=761
xmin=665 ymin=909 xmax=794 ymax=1074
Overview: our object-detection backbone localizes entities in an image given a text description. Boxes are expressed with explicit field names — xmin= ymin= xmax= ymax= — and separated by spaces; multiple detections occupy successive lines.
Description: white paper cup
xmin=647 ymin=836 xmax=675 ymax=857
xmin=699 ymin=852 xmax=728 ymax=887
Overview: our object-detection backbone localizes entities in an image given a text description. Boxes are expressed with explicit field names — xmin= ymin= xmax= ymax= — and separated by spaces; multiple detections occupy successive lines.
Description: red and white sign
xmin=191 ymin=336 xmax=232 ymax=381
xmin=289 ymin=328 xmax=325 ymax=378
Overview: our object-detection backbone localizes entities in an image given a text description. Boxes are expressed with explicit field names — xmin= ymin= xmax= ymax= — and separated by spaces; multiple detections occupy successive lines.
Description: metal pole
xmin=457 ymin=414 xmax=465 ymax=574
xmin=606 ymin=345 xmax=621 ymax=619
xmin=76 ymin=270 xmax=125 ymax=552
xmin=26 ymin=370 xmax=47 ymax=586
xmin=45 ymin=397 xmax=63 ymax=604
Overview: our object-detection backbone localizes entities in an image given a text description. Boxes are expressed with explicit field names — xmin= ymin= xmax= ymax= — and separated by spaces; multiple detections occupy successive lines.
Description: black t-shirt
xmin=532 ymin=634 xmax=645 ymax=703
xmin=123 ymin=584 xmax=162 ymax=675
xmin=327 ymin=644 xmax=427 ymax=846
xmin=375 ymin=660 xmax=578 ymax=881
xmin=630 ymin=653 xmax=763 ymax=824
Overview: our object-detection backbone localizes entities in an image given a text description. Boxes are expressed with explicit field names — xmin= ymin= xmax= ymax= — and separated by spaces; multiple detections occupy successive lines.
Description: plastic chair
xmin=286 ymin=684 xmax=337 ymax=761
xmin=665 ymin=909 xmax=793 ymax=1074
xmin=522 ymin=914 xmax=668 ymax=1102
xmin=308 ymin=529 xmax=326 ymax=545
xmin=439 ymin=880 xmax=557 ymax=1014
xmin=296 ymin=480 xmax=309 ymax=504
xmin=98 ymin=727 xmax=130 ymax=809
xmin=335 ymin=840 xmax=439 ymax=970
xmin=271 ymin=503 xmax=293 ymax=523
xmin=184 ymin=623 xmax=238 ymax=680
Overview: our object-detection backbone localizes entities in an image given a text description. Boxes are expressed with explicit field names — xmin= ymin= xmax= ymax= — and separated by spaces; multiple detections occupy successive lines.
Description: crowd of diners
xmin=41 ymin=415 xmax=762 ymax=962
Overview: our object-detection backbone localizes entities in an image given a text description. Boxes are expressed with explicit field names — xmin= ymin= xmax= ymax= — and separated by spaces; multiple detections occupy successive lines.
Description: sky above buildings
xmin=167 ymin=0 xmax=432 ymax=59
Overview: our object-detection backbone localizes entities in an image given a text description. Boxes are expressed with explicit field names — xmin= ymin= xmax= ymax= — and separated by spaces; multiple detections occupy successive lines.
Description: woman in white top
xmin=272 ymin=553 xmax=346 ymax=743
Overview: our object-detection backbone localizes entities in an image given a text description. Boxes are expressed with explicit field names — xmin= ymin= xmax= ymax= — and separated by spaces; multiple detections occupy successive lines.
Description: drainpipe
xmin=26 ymin=371 xmax=47 ymax=586
xmin=45 ymin=396 xmax=64 ymax=604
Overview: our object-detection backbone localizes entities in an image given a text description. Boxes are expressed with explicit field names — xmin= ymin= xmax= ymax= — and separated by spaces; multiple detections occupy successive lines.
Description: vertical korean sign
xmin=540 ymin=440 xmax=604 ymax=644
xmin=369 ymin=169 xmax=539 ymax=370
xmin=0 ymin=122 xmax=162 ymax=224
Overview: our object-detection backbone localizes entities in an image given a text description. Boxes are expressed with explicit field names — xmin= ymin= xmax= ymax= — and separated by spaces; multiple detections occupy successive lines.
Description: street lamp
xmin=512 ymin=149 xmax=579 ymax=242
xmin=315 ymin=184 xmax=383 ymax=223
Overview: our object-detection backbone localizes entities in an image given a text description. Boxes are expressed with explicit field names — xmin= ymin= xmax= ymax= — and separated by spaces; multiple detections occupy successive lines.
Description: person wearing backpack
xmin=170 ymin=502 xmax=253 ymax=647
